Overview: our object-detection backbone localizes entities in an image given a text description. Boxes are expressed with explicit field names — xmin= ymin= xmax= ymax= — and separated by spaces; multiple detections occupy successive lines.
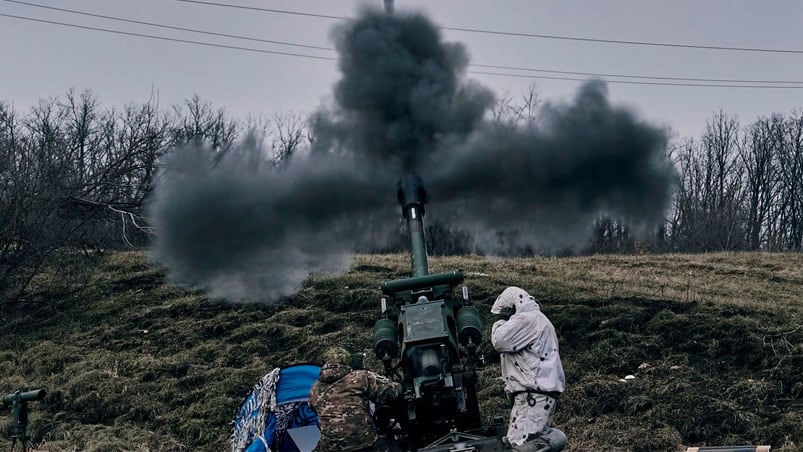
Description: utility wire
xmin=169 ymin=0 xmax=803 ymax=55
xmin=471 ymin=63 xmax=803 ymax=85
xmin=2 ymin=12 xmax=802 ymax=90
xmin=171 ymin=0 xmax=344 ymax=20
xmin=1 ymin=0 xmax=331 ymax=51
xmin=468 ymin=70 xmax=803 ymax=89
xmin=445 ymin=26 xmax=803 ymax=55
xmin=0 ymin=13 xmax=336 ymax=60
xmin=5 ymin=0 xmax=802 ymax=86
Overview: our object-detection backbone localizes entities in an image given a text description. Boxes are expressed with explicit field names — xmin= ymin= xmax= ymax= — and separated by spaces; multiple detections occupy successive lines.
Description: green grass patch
xmin=2 ymin=251 xmax=802 ymax=450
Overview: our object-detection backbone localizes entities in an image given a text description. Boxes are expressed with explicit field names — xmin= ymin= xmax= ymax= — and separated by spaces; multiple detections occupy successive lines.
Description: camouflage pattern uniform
xmin=309 ymin=348 xmax=401 ymax=452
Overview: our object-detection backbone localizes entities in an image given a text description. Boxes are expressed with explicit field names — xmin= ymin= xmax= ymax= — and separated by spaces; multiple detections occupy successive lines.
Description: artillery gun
xmin=371 ymin=175 xmax=566 ymax=452
xmin=230 ymin=174 xmax=567 ymax=452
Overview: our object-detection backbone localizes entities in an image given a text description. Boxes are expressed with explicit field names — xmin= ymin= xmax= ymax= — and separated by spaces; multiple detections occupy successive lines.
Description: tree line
xmin=1 ymin=88 xmax=801 ymax=298
xmin=665 ymin=109 xmax=803 ymax=253
xmin=584 ymin=107 xmax=803 ymax=255
xmin=0 ymin=90 xmax=303 ymax=299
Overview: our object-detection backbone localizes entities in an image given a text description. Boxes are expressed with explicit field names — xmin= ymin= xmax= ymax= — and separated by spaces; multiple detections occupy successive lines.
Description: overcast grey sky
xmin=1 ymin=0 xmax=801 ymax=139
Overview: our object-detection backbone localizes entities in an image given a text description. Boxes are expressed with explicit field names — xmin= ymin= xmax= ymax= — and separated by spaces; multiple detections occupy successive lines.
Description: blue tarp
xmin=233 ymin=364 xmax=321 ymax=452
xmin=276 ymin=364 xmax=321 ymax=404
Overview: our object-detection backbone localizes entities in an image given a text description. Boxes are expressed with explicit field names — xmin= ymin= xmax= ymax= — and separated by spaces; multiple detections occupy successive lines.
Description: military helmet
xmin=323 ymin=346 xmax=351 ymax=366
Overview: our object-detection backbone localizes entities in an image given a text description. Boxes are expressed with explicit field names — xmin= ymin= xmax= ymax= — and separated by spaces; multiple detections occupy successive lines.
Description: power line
xmin=444 ymin=26 xmax=803 ymax=55
xmin=468 ymin=70 xmax=803 ymax=89
xmin=5 ymin=0 xmax=803 ymax=86
xmin=2 ymin=12 xmax=802 ymax=90
xmin=0 ymin=13 xmax=336 ymax=61
xmin=168 ymin=0 xmax=803 ymax=55
xmin=1 ymin=0 xmax=331 ymax=51
xmin=171 ymin=0 xmax=344 ymax=20
xmin=470 ymin=63 xmax=803 ymax=85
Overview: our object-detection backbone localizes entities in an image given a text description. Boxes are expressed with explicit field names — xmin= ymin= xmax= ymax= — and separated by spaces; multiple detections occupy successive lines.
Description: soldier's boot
xmin=511 ymin=428 xmax=567 ymax=452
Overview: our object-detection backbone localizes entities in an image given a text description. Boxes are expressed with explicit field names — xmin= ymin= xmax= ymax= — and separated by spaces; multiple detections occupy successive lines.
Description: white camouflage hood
xmin=491 ymin=286 xmax=540 ymax=315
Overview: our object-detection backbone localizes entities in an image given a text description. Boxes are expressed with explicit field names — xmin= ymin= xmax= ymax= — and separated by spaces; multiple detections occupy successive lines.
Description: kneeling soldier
xmin=310 ymin=347 xmax=401 ymax=451
xmin=491 ymin=286 xmax=566 ymax=448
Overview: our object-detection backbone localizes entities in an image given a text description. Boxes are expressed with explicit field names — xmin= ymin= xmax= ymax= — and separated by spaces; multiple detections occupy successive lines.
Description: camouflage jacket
xmin=309 ymin=363 xmax=401 ymax=452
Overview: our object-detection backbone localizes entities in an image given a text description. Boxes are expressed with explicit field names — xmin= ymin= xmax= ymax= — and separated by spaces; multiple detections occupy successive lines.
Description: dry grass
xmin=2 ymin=250 xmax=802 ymax=451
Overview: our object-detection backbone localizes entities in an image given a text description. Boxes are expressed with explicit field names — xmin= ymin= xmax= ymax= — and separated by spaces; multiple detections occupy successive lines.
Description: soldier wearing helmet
xmin=310 ymin=346 xmax=401 ymax=451
xmin=491 ymin=286 xmax=565 ymax=448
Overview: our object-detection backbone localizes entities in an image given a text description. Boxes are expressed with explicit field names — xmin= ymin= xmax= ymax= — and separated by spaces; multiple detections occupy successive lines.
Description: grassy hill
xmin=2 ymin=251 xmax=802 ymax=451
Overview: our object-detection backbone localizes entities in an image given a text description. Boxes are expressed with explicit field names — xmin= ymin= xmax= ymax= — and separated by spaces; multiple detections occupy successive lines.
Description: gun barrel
xmin=381 ymin=271 xmax=464 ymax=295
xmin=396 ymin=174 xmax=429 ymax=277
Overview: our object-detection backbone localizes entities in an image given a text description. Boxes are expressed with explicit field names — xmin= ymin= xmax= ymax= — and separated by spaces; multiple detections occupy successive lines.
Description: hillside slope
xmin=2 ymin=251 xmax=802 ymax=451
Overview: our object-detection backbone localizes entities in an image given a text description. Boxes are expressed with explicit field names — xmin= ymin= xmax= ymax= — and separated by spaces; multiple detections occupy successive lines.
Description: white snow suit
xmin=491 ymin=286 xmax=565 ymax=446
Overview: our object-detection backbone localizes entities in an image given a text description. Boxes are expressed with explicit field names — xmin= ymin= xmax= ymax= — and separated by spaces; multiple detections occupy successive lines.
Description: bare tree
xmin=515 ymin=82 xmax=542 ymax=125
xmin=667 ymin=110 xmax=746 ymax=253
xmin=0 ymin=98 xmax=69 ymax=298
xmin=170 ymin=94 xmax=239 ymax=155
xmin=777 ymin=111 xmax=803 ymax=250
xmin=89 ymin=96 xmax=170 ymax=245
xmin=0 ymin=91 xmax=174 ymax=299
xmin=740 ymin=115 xmax=782 ymax=249
xmin=270 ymin=111 xmax=308 ymax=166
xmin=490 ymin=83 xmax=542 ymax=128
xmin=668 ymin=138 xmax=703 ymax=250
xmin=0 ymin=102 xmax=22 ymax=284
xmin=700 ymin=109 xmax=746 ymax=250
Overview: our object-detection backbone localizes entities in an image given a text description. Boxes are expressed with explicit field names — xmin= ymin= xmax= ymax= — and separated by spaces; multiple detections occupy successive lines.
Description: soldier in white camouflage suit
xmin=491 ymin=286 xmax=566 ymax=448
xmin=309 ymin=347 xmax=401 ymax=451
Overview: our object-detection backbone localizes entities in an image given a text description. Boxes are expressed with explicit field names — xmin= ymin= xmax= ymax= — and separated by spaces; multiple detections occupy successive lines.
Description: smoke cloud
xmin=148 ymin=7 xmax=675 ymax=300
xmin=148 ymin=136 xmax=396 ymax=301
xmin=425 ymin=80 xmax=675 ymax=253
xmin=310 ymin=8 xmax=495 ymax=171
xmin=312 ymin=8 xmax=674 ymax=252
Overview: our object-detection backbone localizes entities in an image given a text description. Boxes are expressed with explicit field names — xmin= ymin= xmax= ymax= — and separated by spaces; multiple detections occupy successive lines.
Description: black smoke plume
xmin=310 ymin=8 xmax=495 ymax=171
xmin=312 ymin=8 xmax=674 ymax=252
xmin=425 ymin=80 xmax=675 ymax=253
xmin=148 ymin=136 xmax=395 ymax=300
xmin=148 ymin=7 xmax=675 ymax=300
